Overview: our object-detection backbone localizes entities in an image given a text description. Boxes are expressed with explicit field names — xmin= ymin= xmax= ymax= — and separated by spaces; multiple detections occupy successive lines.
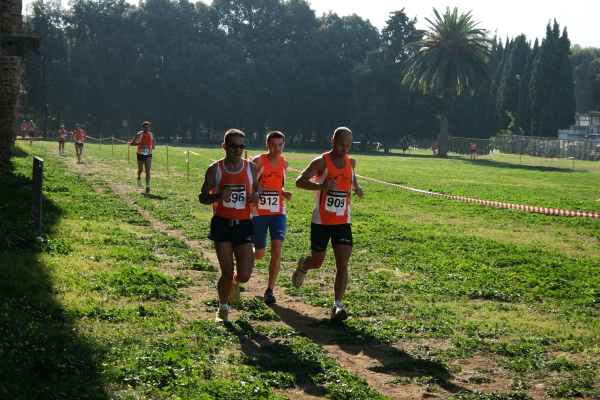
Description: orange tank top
xmin=471 ymin=142 xmax=476 ymax=150
xmin=311 ymin=153 xmax=354 ymax=225
xmin=21 ymin=123 xmax=27 ymax=131
xmin=212 ymin=159 xmax=254 ymax=220
xmin=136 ymin=132 xmax=154 ymax=155
xmin=74 ymin=129 xmax=84 ymax=142
xmin=254 ymin=154 xmax=286 ymax=216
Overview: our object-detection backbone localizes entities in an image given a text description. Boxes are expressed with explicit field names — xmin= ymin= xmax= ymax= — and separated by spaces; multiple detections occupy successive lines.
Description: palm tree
xmin=403 ymin=7 xmax=493 ymax=157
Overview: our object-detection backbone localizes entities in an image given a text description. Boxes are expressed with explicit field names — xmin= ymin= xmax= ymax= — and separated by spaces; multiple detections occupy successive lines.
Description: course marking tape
xmin=355 ymin=174 xmax=600 ymax=219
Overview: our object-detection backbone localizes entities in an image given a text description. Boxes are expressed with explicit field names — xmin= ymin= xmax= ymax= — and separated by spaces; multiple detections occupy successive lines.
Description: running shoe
xmin=229 ymin=282 xmax=240 ymax=305
xmin=263 ymin=288 xmax=276 ymax=304
xmin=138 ymin=178 xmax=142 ymax=188
xmin=145 ymin=185 xmax=150 ymax=193
xmin=330 ymin=304 xmax=348 ymax=321
xmin=291 ymin=257 xmax=307 ymax=289
xmin=215 ymin=308 xmax=229 ymax=323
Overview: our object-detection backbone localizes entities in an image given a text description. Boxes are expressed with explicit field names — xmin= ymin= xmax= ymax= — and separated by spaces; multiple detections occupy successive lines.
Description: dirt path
xmin=70 ymin=156 xmax=545 ymax=399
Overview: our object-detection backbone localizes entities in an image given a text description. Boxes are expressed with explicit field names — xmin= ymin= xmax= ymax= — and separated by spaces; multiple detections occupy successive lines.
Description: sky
xmin=22 ymin=0 xmax=600 ymax=48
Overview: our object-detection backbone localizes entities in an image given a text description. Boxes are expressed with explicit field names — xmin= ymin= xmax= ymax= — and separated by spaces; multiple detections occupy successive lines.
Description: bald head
xmin=332 ymin=127 xmax=352 ymax=142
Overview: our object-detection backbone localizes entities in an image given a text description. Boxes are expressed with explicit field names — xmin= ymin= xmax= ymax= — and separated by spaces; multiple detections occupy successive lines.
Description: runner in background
xmin=58 ymin=125 xmax=68 ymax=155
xmin=72 ymin=124 xmax=86 ymax=163
xmin=199 ymin=129 xmax=260 ymax=323
xmin=21 ymin=120 xmax=27 ymax=140
xmin=293 ymin=127 xmax=364 ymax=321
xmin=251 ymin=131 xmax=292 ymax=304
xmin=129 ymin=121 xmax=155 ymax=193
xmin=28 ymin=120 xmax=36 ymax=145
xmin=432 ymin=140 xmax=437 ymax=155
xmin=402 ymin=139 xmax=408 ymax=154
xmin=471 ymin=140 xmax=477 ymax=159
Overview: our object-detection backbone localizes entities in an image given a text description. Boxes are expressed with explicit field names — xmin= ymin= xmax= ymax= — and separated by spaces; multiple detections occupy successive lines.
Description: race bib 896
xmin=223 ymin=184 xmax=246 ymax=209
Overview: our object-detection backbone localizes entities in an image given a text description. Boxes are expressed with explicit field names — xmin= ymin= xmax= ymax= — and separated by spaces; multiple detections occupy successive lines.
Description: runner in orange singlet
xmin=199 ymin=129 xmax=260 ymax=323
xmin=28 ymin=120 xmax=37 ymax=145
xmin=251 ymin=131 xmax=292 ymax=304
xmin=21 ymin=120 xmax=27 ymax=140
xmin=72 ymin=124 xmax=86 ymax=163
xmin=58 ymin=125 xmax=68 ymax=155
xmin=128 ymin=121 xmax=155 ymax=193
xmin=293 ymin=127 xmax=364 ymax=321
xmin=470 ymin=140 xmax=477 ymax=159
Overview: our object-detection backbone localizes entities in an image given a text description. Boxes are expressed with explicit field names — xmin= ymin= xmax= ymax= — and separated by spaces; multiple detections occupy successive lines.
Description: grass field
xmin=1 ymin=138 xmax=599 ymax=399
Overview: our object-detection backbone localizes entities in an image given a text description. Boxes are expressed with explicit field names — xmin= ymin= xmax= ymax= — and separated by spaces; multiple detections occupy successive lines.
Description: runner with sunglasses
xmin=199 ymin=129 xmax=261 ymax=323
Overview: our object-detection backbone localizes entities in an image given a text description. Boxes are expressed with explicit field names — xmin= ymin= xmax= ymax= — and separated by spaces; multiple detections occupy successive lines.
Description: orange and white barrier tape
xmin=356 ymin=174 xmax=600 ymax=219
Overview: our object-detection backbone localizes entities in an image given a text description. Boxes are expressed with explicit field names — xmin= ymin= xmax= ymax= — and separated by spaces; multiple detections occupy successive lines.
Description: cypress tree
xmin=520 ymin=39 xmax=538 ymax=135
xmin=495 ymin=35 xmax=530 ymax=133
xmin=541 ymin=29 xmax=575 ymax=134
xmin=484 ymin=38 xmax=507 ymax=136
xmin=530 ymin=20 xmax=562 ymax=136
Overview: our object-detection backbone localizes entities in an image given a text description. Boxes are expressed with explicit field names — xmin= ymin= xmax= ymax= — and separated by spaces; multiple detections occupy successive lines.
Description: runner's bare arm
xmin=350 ymin=158 xmax=363 ymax=198
xmin=296 ymin=157 xmax=333 ymax=191
xmin=129 ymin=133 xmax=140 ymax=146
xmin=247 ymin=163 xmax=260 ymax=205
xmin=282 ymin=159 xmax=292 ymax=200
xmin=199 ymin=163 xmax=230 ymax=204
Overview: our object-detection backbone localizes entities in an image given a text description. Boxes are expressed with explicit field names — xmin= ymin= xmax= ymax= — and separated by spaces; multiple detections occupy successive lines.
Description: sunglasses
xmin=226 ymin=143 xmax=245 ymax=150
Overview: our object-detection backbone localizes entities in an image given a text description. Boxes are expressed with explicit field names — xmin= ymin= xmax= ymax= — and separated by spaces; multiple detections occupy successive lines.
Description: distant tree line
xmin=20 ymin=0 xmax=596 ymax=151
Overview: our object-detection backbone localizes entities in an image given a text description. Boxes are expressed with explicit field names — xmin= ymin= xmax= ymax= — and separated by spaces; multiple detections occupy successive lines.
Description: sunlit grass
xmin=3 ymin=139 xmax=600 ymax=398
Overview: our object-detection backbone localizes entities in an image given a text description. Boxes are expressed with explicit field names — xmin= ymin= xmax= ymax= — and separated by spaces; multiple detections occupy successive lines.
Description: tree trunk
xmin=0 ymin=0 xmax=23 ymax=171
xmin=437 ymin=86 xmax=452 ymax=157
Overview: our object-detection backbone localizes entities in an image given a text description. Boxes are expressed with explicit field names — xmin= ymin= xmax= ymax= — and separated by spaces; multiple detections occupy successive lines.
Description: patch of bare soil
xmin=74 ymin=157 xmax=546 ymax=399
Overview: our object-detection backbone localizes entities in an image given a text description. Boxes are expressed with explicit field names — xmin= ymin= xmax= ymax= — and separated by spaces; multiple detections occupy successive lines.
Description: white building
xmin=558 ymin=111 xmax=600 ymax=140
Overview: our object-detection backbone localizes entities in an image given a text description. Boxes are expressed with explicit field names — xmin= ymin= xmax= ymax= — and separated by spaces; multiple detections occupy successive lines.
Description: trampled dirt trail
xmin=70 ymin=156 xmax=548 ymax=399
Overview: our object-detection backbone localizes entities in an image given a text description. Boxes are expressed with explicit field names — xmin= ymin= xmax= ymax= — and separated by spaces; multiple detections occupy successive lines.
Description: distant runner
xmin=21 ymin=120 xmax=27 ymax=140
xmin=58 ymin=125 xmax=68 ymax=155
xmin=28 ymin=120 xmax=36 ymax=145
xmin=72 ymin=124 xmax=86 ymax=163
xmin=129 ymin=121 xmax=155 ymax=193
xmin=471 ymin=140 xmax=477 ymax=159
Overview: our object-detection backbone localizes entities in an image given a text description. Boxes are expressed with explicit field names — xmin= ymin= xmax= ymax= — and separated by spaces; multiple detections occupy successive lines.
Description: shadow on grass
xmin=0 ymin=149 xmax=107 ymax=399
xmin=265 ymin=302 xmax=467 ymax=395
xmin=464 ymin=157 xmax=578 ymax=173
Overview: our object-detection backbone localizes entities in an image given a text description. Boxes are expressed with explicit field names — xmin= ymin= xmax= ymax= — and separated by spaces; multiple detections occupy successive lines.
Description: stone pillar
xmin=0 ymin=0 xmax=23 ymax=171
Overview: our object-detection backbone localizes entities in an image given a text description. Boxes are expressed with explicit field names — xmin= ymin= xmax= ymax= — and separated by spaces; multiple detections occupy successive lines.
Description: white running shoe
xmin=292 ymin=257 xmax=307 ymax=288
xmin=138 ymin=178 xmax=143 ymax=188
xmin=330 ymin=304 xmax=348 ymax=321
xmin=228 ymin=282 xmax=240 ymax=305
xmin=215 ymin=308 xmax=229 ymax=323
